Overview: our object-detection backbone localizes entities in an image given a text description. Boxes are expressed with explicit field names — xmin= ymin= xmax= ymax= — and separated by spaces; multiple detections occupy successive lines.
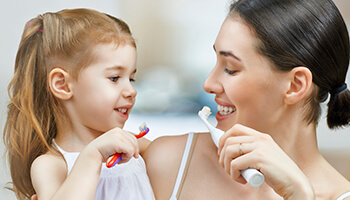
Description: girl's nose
xmin=122 ymin=82 xmax=137 ymax=98
xmin=203 ymin=65 xmax=223 ymax=95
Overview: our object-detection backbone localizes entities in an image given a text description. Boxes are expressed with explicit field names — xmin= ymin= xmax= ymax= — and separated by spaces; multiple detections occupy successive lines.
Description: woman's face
xmin=203 ymin=17 xmax=289 ymax=132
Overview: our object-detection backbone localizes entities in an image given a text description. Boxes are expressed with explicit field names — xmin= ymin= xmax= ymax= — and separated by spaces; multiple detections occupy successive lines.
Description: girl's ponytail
xmin=4 ymin=15 xmax=57 ymax=199
xmin=327 ymin=84 xmax=350 ymax=129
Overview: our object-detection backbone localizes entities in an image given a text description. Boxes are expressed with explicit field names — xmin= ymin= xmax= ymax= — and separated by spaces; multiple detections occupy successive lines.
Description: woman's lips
xmin=215 ymin=99 xmax=236 ymax=121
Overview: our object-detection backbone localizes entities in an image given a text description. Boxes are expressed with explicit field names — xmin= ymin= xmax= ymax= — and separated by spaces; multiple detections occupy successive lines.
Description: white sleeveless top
xmin=54 ymin=142 xmax=155 ymax=200
xmin=170 ymin=132 xmax=197 ymax=200
xmin=337 ymin=191 xmax=350 ymax=200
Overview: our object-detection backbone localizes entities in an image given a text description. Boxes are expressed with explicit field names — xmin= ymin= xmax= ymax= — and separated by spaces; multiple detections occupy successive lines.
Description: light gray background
xmin=1 ymin=0 xmax=349 ymax=199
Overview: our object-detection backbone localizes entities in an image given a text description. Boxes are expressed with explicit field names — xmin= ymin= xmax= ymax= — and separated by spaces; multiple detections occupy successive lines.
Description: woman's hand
xmin=218 ymin=124 xmax=315 ymax=199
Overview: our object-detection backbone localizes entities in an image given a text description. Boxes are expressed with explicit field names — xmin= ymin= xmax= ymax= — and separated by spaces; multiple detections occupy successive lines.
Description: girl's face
xmin=70 ymin=43 xmax=137 ymax=134
xmin=203 ymin=18 xmax=289 ymax=132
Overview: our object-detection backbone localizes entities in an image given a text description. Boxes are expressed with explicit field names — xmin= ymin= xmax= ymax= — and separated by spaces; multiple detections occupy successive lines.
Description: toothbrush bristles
xmin=201 ymin=106 xmax=212 ymax=118
xmin=139 ymin=122 xmax=148 ymax=132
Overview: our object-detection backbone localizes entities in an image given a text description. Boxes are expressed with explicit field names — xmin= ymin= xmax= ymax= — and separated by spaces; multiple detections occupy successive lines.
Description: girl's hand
xmin=31 ymin=194 xmax=37 ymax=200
xmin=218 ymin=124 xmax=315 ymax=199
xmin=85 ymin=127 xmax=139 ymax=165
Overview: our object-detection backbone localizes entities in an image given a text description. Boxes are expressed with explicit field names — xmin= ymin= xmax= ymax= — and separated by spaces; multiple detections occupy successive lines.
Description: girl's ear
xmin=284 ymin=66 xmax=313 ymax=105
xmin=49 ymin=68 xmax=73 ymax=100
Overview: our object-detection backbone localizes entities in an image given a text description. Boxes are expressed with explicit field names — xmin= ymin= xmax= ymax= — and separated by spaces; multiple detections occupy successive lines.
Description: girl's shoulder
xmin=30 ymin=151 xmax=68 ymax=196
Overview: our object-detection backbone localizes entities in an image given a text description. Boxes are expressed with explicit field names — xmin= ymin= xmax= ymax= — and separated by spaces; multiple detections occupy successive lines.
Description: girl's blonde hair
xmin=3 ymin=8 xmax=136 ymax=199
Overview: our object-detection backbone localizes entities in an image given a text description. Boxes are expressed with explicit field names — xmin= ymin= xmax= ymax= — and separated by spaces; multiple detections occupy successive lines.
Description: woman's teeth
xmin=117 ymin=108 xmax=127 ymax=114
xmin=217 ymin=105 xmax=236 ymax=115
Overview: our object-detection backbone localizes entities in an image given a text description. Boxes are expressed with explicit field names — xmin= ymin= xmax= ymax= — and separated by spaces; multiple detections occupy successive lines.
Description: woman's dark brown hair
xmin=229 ymin=0 xmax=350 ymax=129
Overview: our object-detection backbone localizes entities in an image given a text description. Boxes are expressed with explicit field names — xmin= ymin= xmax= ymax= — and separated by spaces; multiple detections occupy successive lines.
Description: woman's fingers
xmin=221 ymin=143 xmax=241 ymax=174
xmin=218 ymin=124 xmax=257 ymax=154
xmin=220 ymin=142 xmax=255 ymax=173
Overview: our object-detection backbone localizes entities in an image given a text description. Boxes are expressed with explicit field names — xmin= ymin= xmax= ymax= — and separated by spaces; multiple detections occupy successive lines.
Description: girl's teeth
xmin=217 ymin=105 xmax=236 ymax=115
xmin=117 ymin=108 xmax=127 ymax=114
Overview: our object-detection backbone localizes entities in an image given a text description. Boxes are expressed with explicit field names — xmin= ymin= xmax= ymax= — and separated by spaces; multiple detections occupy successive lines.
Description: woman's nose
xmin=203 ymin=66 xmax=223 ymax=94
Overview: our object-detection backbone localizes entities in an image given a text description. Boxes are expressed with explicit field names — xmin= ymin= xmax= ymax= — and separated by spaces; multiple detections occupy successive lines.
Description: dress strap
xmin=170 ymin=133 xmax=198 ymax=200
xmin=336 ymin=191 xmax=350 ymax=200
xmin=52 ymin=139 xmax=79 ymax=175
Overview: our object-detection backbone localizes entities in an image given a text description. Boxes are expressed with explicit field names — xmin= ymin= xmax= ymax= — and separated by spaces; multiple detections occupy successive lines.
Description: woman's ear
xmin=284 ymin=66 xmax=313 ymax=105
xmin=49 ymin=68 xmax=73 ymax=100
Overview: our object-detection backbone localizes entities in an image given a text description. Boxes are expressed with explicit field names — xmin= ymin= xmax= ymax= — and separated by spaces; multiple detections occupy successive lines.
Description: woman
xmin=144 ymin=0 xmax=350 ymax=199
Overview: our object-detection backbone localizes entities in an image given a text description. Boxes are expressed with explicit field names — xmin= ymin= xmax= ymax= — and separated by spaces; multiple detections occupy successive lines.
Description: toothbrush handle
xmin=106 ymin=153 xmax=122 ymax=168
xmin=241 ymin=168 xmax=264 ymax=187
xmin=198 ymin=110 xmax=265 ymax=187
xmin=106 ymin=128 xmax=149 ymax=168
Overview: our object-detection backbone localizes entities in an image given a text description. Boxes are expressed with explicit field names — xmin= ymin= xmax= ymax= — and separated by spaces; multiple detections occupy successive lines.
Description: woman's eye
xmin=109 ymin=76 xmax=120 ymax=82
xmin=224 ymin=68 xmax=237 ymax=75
xmin=130 ymin=78 xmax=135 ymax=82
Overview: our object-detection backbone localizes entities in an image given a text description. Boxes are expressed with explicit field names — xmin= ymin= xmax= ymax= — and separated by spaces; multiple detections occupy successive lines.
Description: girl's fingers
xmin=99 ymin=128 xmax=139 ymax=162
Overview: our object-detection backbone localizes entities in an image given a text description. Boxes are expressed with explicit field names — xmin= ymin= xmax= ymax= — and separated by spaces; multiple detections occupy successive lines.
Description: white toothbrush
xmin=198 ymin=106 xmax=265 ymax=187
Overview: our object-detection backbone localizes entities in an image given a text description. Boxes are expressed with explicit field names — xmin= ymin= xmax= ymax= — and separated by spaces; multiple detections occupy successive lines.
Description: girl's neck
xmin=55 ymin=123 xmax=102 ymax=152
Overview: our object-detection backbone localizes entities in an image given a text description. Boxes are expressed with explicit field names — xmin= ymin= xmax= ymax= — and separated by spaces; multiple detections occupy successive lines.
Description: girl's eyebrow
xmin=106 ymin=66 xmax=137 ymax=74
xmin=213 ymin=44 xmax=242 ymax=62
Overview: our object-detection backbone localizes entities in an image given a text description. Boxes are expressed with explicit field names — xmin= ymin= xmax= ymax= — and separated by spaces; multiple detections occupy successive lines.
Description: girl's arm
xmin=31 ymin=154 xmax=68 ymax=199
xmin=31 ymin=148 xmax=102 ymax=200
xmin=31 ymin=127 xmax=139 ymax=200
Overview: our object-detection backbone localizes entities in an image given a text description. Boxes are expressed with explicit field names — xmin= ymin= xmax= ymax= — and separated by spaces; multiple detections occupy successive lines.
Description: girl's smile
xmin=68 ymin=43 xmax=137 ymax=134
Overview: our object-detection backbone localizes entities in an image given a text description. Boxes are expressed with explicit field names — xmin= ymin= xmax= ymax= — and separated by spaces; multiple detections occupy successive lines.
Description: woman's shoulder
xmin=143 ymin=132 xmax=214 ymax=164
xmin=143 ymin=133 xmax=194 ymax=198
xmin=143 ymin=134 xmax=189 ymax=167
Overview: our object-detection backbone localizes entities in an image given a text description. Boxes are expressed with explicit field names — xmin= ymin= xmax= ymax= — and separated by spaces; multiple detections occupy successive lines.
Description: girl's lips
xmin=115 ymin=109 xmax=129 ymax=120
xmin=114 ymin=105 xmax=133 ymax=119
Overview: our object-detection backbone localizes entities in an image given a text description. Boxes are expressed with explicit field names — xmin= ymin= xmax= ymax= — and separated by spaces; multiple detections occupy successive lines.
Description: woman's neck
xmin=266 ymin=109 xmax=320 ymax=169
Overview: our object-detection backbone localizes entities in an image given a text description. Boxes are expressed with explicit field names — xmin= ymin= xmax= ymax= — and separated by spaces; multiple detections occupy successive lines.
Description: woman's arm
xmin=138 ymin=138 xmax=151 ymax=156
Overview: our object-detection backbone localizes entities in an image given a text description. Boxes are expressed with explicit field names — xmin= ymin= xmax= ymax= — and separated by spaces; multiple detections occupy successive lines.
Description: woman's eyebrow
xmin=213 ymin=44 xmax=242 ymax=62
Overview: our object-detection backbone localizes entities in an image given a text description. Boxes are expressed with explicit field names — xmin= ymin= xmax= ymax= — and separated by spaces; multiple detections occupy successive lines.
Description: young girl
xmin=3 ymin=8 xmax=155 ymax=200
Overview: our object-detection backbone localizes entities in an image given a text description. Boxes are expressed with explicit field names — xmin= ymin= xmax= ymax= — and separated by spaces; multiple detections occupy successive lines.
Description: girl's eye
xmin=130 ymin=78 xmax=135 ymax=82
xmin=109 ymin=76 xmax=120 ymax=82
xmin=224 ymin=68 xmax=238 ymax=75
